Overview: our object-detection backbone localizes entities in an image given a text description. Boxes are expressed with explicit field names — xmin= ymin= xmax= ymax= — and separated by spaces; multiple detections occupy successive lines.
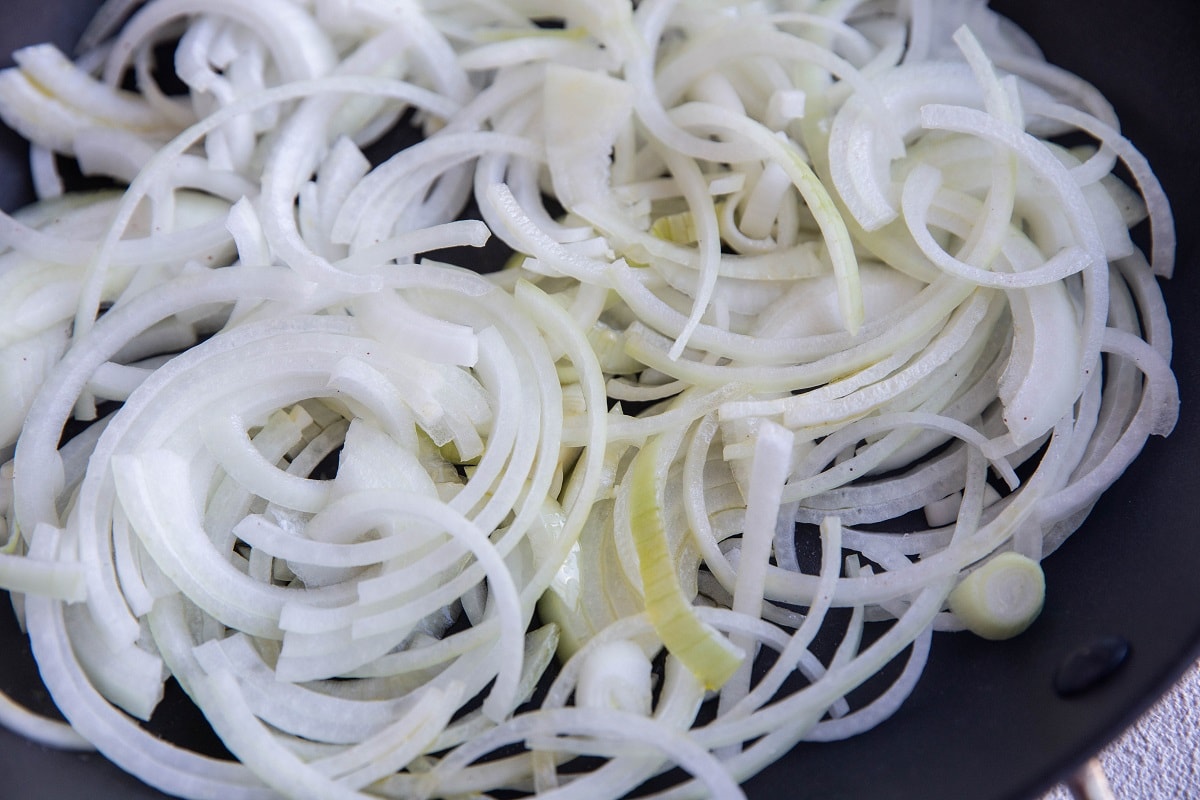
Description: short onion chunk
xmin=948 ymin=552 xmax=1046 ymax=640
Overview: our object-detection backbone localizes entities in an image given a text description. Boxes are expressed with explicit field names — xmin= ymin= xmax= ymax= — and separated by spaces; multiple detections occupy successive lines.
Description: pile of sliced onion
xmin=0 ymin=0 xmax=1178 ymax=798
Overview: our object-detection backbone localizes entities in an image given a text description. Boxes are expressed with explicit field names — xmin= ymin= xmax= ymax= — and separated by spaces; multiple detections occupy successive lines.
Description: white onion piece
xmin=718 ymin=421 xmax=793 ymax=716
xmin=102 ymin=0 xmax=338 ymax=87
xmin=0 ymin=689 xmax=92 ymax=751
xmin=24 ymin=530 xmax=272 ymax=799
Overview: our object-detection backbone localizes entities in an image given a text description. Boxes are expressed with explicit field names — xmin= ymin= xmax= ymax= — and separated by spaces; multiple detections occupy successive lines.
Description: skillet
xmin=0 ymin=1 xmax=1196 ymax=798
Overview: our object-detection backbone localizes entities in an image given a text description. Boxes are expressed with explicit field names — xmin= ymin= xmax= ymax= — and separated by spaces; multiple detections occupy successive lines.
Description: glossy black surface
xmin=1053 ymin=636 xmax=1132 ymax=698
xmin=1 ymin=2 xmax=1197 ymax=799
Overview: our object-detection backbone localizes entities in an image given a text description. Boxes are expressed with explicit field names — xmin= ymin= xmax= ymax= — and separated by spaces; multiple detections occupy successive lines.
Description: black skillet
xmin=1 ymin=1 xmax=1197 ymax=798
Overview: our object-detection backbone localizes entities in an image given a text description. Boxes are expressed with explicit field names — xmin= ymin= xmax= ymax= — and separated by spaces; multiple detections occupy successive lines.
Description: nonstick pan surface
xmin=1 ymin=1 xmax=1197 ymax=798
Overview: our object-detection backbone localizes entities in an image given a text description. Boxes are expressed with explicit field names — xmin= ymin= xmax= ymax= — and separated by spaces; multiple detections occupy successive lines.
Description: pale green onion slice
xmin=948 ymin=551 xmax=1046 ymax=640
xmin=628 ymin=434 xmax=743 ymax=690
